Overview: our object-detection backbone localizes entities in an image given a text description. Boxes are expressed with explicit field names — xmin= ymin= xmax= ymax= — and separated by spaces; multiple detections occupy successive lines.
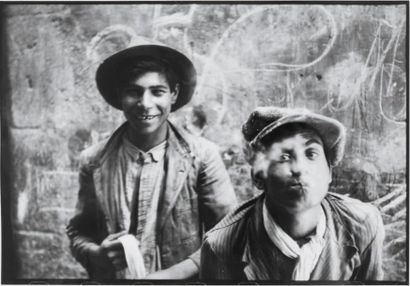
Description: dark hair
xmin=118 ymin=57 xmax=179 ymax=92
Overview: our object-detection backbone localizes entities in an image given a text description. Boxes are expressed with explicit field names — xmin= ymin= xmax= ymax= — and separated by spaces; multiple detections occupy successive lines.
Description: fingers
xmin=106 ymin=249 xmax=125 ymax=260
xmin=99 ymin=232 xmax=129 ymax=271
xmin=112 ymin=257 xmax=127 ymax=271
xmin=101 ymin=237 xmax=124 ymax=251
xmin=106 ymin=249 xmax=127 ymax=271
xmin=105 ymin=231 xmax=128 ymax=241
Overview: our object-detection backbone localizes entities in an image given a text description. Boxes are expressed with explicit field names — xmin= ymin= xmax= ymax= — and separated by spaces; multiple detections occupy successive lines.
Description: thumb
xmin=105 ymin=231 xmax=128 ymax=241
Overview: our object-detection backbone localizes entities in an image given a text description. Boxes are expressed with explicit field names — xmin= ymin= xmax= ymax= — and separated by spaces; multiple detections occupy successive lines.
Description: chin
xmin=280 ymin=199 xmax=317 ymax=213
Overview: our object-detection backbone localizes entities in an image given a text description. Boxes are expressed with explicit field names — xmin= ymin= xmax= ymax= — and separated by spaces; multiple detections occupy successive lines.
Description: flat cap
xmin=242 ymin=106 xmax=346 ymax=166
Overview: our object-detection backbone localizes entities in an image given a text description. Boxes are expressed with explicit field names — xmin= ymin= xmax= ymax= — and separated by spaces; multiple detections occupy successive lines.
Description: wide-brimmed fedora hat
xmin=242 ymin=106 xmax=346 ymax=166
xmin=96 ymin=44 xmax=197 ymax=112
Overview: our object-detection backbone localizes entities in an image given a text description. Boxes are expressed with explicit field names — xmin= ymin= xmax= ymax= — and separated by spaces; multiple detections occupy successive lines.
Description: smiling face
xmin=120 ymin=71 xmax=178 ymax=139
xmin=256 ymin=124 xmax=332 ymax=214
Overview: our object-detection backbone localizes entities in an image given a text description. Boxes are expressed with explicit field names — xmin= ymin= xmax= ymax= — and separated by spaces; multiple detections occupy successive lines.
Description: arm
xmin=199 ymin=239 xmax=220 ymax=280
xmin=197 ymin=141 xmax=237 ymax=230
xmin=187 ymin=142 xmax=237 ymax=271
xmin=354 ymin=208 xmax=385 ymax=280
xmin=144 ymin=258 xmax=198 ymax=279
xmin=146 ymin=141 xmax=236 ymax=279
xmin=66 ymin=161 xmax=115 ymax=278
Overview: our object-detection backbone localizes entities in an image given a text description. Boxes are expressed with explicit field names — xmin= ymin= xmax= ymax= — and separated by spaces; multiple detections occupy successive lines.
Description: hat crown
xmin=242 ymin=107 xmax=311 ymax=142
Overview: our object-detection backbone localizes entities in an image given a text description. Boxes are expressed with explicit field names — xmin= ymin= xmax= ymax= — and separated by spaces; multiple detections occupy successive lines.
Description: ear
xmin=171 ymin=83 xmax=180 ymax=104
xmin=251 ymin=169 xmax=265 ymax=190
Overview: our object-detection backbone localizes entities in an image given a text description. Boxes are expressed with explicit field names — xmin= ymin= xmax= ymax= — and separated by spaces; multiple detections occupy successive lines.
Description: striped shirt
xmin=200 ymin=193 xmax=385 ymax=280
xmin=118 ymin=136 xmax=166 ymax=274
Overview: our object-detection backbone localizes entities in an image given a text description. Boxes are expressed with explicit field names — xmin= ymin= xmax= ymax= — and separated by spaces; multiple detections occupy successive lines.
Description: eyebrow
xmin=124 ymin=84 xmax=168 ymax=89
xmin=304 ymin=138 xmax=323 ymax=147
xmin=149 ymin=85 xmax=168 ymax=89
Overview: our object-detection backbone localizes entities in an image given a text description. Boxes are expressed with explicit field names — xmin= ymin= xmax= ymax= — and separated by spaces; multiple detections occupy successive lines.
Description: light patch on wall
xmin=17 ymin=191 xmax=29 ymax=223
xmin=324 ymin=52 xmax=366 ymax=110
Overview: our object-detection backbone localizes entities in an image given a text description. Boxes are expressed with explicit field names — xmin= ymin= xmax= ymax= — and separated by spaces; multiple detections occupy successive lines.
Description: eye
xmin=306 ymin=148 xmax=319 ymax=160
xmin=279 ymin=153 xmax=291 ymax=161
xmin=152 ymin=89 xmax=166 ymax=96
xmin=122 ymin=86 xmax=142 ymax=96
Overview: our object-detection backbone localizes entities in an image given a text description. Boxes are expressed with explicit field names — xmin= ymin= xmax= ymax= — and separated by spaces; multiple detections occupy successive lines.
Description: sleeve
xmin=199 ymin=239 xmax=220 ymax=280
xmin=187 ymin=249 xmax=201 ymax=269
xmin=66 ymin=160 xmax=110 ymax=277
xmin=355 ymin=207 xmax=385 ymax=281
xmin=196 ymin=141 xmax=237 ymax=230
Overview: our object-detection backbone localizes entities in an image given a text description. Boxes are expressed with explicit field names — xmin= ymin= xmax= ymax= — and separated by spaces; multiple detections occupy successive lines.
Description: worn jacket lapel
xmin=157 ymin=122 xmax=194 ymax=233
xmin=242 ymin=195 xmax=277 ymax=280
xmin=310 ymin=198 xmax=360 ymax=280
xmin=92 ymin=123 xmax=128 ymax=234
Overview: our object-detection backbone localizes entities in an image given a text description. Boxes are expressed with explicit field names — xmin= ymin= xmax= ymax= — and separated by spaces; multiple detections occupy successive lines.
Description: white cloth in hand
xmin=118 ymin=234 xmax=146 ymax=279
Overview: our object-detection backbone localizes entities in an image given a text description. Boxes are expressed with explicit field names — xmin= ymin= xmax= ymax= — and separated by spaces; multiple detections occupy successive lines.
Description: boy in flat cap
xmin=200 ymin=107 xmax=384 ymax=281
xmin=66 ymin=45 xmax=236 ymax=280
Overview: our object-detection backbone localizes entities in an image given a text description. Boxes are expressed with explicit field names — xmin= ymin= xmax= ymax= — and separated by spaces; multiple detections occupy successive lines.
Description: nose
xmin=290 ymin=158 xmax=304 ymax=177
xmin=138 ymin=90 xmax=153 ymax=108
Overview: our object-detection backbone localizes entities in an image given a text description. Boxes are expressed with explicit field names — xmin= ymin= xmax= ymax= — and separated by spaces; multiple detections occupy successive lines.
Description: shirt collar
xmin=122 ymin=135 xmax=167 ymax=163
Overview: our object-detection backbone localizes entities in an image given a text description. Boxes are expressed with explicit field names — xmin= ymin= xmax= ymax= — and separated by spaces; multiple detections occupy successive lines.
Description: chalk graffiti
xmin=86 ymin=4 xmax=406 ymax=158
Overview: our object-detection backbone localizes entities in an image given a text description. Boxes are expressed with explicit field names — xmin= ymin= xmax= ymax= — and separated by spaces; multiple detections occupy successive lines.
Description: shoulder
xmin=186 ymin=132 xmax=220 ymax=154
xmin=79 ymin=123 xmax=127 ymax=168
xmin=204 ymin=195 xmax=260 ymax=254
xmin=79 ymin=138 xmax=110 ymax=168
xmin=172 ymin=124 xmax=221 ymax=158
xmin=326 ymin=192 xmax=382 ymax=225
xmin=325 ymin=193 xmax=384 ymax=249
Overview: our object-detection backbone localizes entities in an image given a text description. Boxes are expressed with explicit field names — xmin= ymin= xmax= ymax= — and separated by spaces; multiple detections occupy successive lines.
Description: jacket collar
xmin=241 ymin=194 xmax=360 ymax=280
xmin=156 ymin=122 xmax=195 ymax=233
xmin=91 ymin=120 xmax=192 ymax=165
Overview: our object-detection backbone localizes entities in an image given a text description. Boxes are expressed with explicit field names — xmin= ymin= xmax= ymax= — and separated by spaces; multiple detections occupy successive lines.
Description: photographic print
xmin=1 ymin=1 xmax=407 ymax=283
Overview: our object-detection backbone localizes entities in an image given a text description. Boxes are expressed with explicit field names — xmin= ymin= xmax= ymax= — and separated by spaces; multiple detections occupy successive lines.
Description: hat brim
xmin=96 ymin=45 xmax=197 ymax=112
xmin=251 ymin=113 xmax=346 ymax=166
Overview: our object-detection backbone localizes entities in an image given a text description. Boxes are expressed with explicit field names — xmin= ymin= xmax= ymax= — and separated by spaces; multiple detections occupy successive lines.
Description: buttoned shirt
xmin=118 ymin=136 xmax=166 ymax=274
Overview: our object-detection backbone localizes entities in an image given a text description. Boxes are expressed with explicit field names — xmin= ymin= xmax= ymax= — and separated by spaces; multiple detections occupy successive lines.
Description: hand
xmin=144 ymin=258 xmax=198 ymax=279
xmin=144 ymin=269 xmax=171 ymax=279
xmin=100 ymin=231 xmax=128 ymax=271
xmin=88 ymin=231 xmax=127 ymax=271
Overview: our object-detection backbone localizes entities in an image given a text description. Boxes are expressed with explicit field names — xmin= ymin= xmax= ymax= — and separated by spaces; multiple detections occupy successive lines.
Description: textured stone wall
xmin=2 ymin=3 xmax=407 ymax=281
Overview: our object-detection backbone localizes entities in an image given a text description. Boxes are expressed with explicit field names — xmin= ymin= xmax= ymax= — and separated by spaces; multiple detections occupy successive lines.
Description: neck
xmin=125 ymin=124 xmax=168 ymax=152
xmin=265 ymin=199 xmax=323 ymax=240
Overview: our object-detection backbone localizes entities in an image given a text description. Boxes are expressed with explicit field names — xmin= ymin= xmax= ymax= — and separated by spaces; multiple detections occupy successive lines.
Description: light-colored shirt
xmin=118 ymin=135 xmax=167 ymax=274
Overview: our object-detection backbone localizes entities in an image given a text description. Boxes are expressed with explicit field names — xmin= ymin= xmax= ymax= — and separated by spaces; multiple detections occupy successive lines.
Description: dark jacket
xmin=200 ymin=192 xmax=385 ymax=281
xmin=66 ymin=121 xmax=237 ymax=279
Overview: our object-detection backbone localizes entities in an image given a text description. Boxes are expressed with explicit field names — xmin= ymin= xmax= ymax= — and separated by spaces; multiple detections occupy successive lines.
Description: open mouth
xmin=136 ymin=115 xmax=160 ymax=121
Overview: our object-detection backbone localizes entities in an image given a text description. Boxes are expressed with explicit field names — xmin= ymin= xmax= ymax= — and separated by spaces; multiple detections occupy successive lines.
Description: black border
xmin=0 ymin=1 xmax=409 ymax=5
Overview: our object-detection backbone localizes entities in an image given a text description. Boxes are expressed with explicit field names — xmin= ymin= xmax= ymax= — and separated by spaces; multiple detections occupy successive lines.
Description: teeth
xmin=138 ymin=115 xmax=157 ymax=120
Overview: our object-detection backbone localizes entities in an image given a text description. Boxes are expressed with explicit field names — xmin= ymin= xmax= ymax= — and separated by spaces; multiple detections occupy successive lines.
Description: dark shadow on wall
xmin=0 ymin=5 xmax=20 ymax=283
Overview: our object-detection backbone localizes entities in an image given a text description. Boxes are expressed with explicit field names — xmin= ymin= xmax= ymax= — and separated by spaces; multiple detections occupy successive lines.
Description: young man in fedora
xmin=66 ymin=45 xmax=236 ymax=280
xmin=200 ymin=107 xmax=384 ymax=281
